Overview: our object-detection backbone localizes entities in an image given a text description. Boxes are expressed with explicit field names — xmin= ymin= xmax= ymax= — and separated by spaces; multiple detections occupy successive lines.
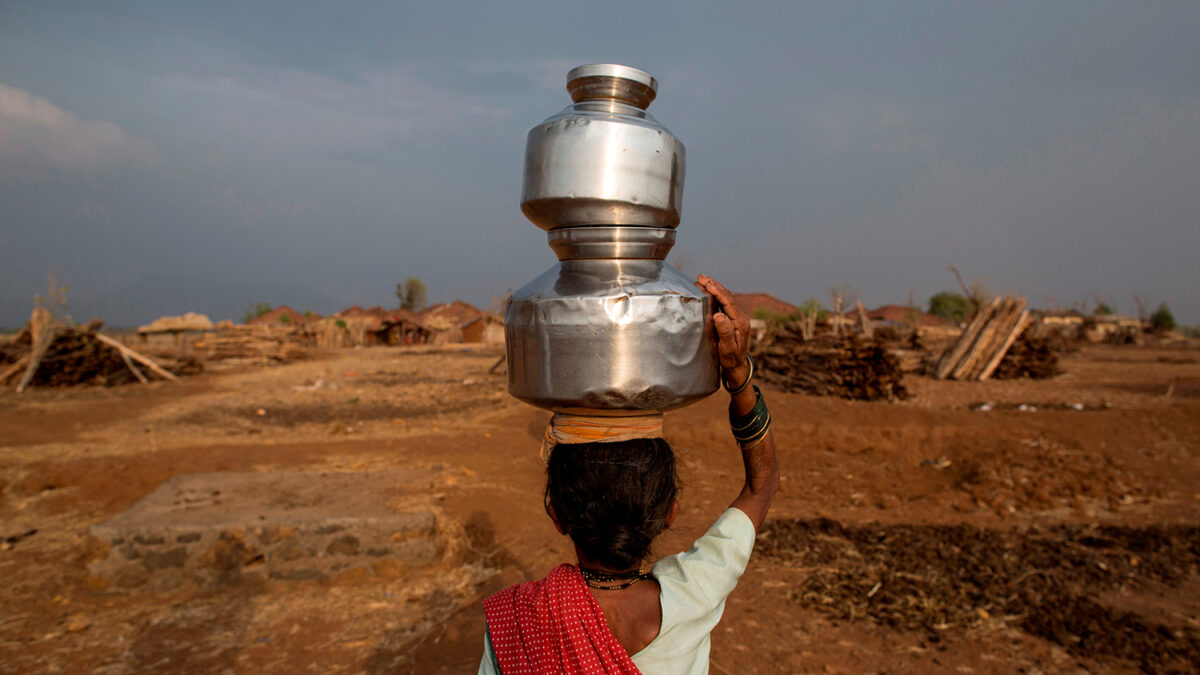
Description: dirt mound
xmin=950 ymin=435 xmax=1147 ymax=513
xmin=758 ymin=518 xmax=1200 ymax=673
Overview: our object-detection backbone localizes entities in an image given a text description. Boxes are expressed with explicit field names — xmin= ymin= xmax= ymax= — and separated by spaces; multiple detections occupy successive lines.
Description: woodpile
xmin=933 ymin=297 xmax=1035 ymax=381
xmin=755 ymin=328 xmax=909 ymax=401
xmin=193 ymin=324 xmax=310 ymax=365
xmin=1 ymin=310 xmax=179 ymax=390
xmin=992 ymin=334 xmax=1061 ymax=380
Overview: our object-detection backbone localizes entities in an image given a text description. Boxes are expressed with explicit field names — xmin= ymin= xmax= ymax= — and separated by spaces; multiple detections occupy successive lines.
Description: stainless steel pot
xmin=507 ymin=66 xmax=718 ymax=415
xmin=521 ymin=64 xmax=686 ymax=231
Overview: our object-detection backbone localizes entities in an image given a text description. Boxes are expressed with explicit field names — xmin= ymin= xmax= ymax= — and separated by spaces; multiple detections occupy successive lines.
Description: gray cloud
xmin=0 ymin=83 xmax=161 ymax=178
xmin=0 ymin=2 xmax=1197 ymax=327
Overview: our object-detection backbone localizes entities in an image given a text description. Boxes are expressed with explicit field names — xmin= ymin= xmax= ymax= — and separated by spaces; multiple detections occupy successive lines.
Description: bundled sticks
xmin=192 ymin=324 xmax=310 ymax=364
xmin=756 ymin=329 xmax=909 ymax=401
xmin=992 ymin=334 xmax=1061 ymax=380
xmin=0 ymin=311 xmax=179 ymax=390
xmin=934 ymin=297 xmax=1033 ymax=381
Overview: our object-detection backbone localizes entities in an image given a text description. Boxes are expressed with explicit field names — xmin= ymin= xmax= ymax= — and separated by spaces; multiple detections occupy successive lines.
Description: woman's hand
xmin=695 ymin=274 xmax=751 ymax=388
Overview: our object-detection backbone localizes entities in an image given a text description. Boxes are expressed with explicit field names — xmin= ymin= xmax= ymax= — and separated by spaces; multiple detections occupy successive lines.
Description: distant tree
xmin=928 ymin=292 xmax=972 ymax=322
xmin=1149 ymin=303 xmax=1176 ymax=333
xmin=278 ymin=313 xmax=290 ymax=324
xmin=397 ymin=277 xmax=427 ymax=312
xmin=1094 ymin=303 xmax=1114 ymax=316
xmin=241 ymin=302 xmax=272 ymax=324
xmin=797 ymin=297 xmax=827 ymax=322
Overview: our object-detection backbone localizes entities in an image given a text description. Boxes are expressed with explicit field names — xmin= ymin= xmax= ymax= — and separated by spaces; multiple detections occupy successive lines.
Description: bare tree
xmin=827 ymin=283 xmax=859 ymax=336
xmin=947 ymin=264 xmax=989 ymax=317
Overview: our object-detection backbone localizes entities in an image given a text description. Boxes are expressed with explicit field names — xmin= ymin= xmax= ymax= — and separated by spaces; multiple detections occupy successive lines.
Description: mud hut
xmin=376 ymin=310 xmax=431 ymax=345
xmin=461 ymin=314 xmax=504 ymax=345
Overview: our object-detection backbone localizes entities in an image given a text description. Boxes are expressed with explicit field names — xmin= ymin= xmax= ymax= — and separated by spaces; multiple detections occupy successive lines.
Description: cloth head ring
xmin=540 ymin=413 xmax=665 ymax=462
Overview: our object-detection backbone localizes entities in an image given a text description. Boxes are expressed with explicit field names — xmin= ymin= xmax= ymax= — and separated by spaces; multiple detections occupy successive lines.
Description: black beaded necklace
xmin=579 ymin=566 xmax=652 ymax=591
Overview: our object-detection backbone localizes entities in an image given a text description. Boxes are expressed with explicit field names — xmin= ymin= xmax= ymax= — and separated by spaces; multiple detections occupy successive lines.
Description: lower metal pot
xmin=505 ymin=259 xmax=719 ymax=414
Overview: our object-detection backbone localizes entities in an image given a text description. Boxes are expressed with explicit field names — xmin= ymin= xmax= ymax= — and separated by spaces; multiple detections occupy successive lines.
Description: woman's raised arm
xmin=696 ymin=275 xmax=780 ymax=531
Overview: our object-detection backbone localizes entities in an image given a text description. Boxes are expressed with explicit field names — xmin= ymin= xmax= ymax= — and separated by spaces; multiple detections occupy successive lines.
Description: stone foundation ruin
xmin=88 ymin=469 xmax=442 ymax=592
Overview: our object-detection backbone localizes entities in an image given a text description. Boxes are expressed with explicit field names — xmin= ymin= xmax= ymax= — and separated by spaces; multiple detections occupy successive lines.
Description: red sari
xmin=482 ymin=564 xmax=643 ymax=674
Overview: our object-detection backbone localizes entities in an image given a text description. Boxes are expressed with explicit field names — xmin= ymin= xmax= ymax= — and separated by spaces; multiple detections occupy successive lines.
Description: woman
xmin=479 ymin=275 xmax=780 ymax=674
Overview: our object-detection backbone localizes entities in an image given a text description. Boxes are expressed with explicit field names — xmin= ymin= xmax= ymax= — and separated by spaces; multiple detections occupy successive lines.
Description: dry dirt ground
xmin=1 ymin=343 xmax=1198 ymax=674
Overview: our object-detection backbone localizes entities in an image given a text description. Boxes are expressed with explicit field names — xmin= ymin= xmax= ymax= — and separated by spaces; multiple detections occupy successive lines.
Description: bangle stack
xmin=730 ymin=385 xmax=771 ymax=447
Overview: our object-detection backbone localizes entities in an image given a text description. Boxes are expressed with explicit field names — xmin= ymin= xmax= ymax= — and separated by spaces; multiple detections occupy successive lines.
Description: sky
xmin=1 ymin=1 xmax=1197 ymax=327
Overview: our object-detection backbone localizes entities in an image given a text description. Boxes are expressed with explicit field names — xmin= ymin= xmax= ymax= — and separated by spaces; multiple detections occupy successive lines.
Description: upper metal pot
xmin=520 ymin=64 xmax=686 ymax=231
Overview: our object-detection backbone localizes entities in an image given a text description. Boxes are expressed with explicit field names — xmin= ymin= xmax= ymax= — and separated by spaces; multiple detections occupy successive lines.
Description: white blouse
xmin=478 ymin=507 xmax=756 ymax=674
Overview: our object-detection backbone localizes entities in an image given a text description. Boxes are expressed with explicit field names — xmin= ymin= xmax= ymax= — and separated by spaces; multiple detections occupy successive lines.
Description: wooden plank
xmin=94 ymin=333 xmax=179 ymax=382
xmin=973 ymin=299 xmax=1027 ymax=379
xmin=979 ymin=311 xmax=1033 ymax=381
xmin=118 ymin=348 xmax=150 ymax=384
xmin=935 ymin=297 xmax=1000 ymax=379
xmin=958 ymin=298 xmax=1025 ymax=380
xmin=950 ymin=300 xmax=1008 ymax=380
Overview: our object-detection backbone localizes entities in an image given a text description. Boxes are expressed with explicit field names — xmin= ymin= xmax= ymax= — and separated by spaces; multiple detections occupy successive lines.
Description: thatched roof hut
xmin=138 ymin=312 xmax=214 ymax=334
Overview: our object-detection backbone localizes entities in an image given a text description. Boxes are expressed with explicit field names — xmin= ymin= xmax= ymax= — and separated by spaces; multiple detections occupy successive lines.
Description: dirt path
xmin=1 ymin=344 xmax=1198 ymax=673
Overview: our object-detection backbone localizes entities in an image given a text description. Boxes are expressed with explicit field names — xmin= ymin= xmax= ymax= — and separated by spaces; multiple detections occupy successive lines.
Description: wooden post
xmin=94 ymin=333 xmax=179 ymax=382
xmin=855 ymin=301 xmax=872 ymax=338
xmin=16 ymin=307 xmax=55 ymax=393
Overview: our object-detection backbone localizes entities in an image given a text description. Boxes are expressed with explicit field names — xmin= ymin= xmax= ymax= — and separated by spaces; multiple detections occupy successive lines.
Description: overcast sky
xmin=1 ymin=1 xmax=1197 ymax=327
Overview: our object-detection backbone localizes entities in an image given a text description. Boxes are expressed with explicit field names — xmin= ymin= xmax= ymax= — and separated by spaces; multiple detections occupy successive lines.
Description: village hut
xmin=420 ymin=301 xmax=483 ymax=344
xmin=138 ymin=312 xmax=215 ymax=334
xmin=461 ymin=313 xmax=505 ymax=345
xmin=315 ymin=305 xmax=386 ymax=347
xmin=247 ymin=305 xmax=308 ymax=327
xmin=1086 ymin=314 xmax=1144 ymax=343
xmin=733 ymin=293 xmax=797 ymax=319
xmin=376 ymin=309 xmax=431 ymax=345
xmin=1031 ymin=309 xmax=1086 ymax=340
xmin=732 ymin=293 xmax=797 ymax=343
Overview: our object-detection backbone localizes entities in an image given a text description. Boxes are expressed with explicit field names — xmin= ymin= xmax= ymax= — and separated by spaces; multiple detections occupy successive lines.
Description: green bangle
xmin=730 ymin=385 xmax=771 ymax=445
xmin=723 ymin=354 xmax=755 ymax=395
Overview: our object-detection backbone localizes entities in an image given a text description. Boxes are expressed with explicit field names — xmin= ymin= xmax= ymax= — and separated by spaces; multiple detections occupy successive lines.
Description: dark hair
xmin=545 ymin=438 xmax=679 ymax=570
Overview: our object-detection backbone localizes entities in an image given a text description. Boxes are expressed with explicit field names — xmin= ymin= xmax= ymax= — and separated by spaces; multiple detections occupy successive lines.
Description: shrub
xmin=1149 ymin=303 xmax=1176 ymax=333
xmin=928 ymin=292 xmax=972 ymax=322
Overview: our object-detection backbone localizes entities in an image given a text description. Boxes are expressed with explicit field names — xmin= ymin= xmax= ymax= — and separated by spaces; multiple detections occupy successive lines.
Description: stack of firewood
xmin=1 ymin=309 xmax=179 ymax=390
xmin=193 ymin=325 xmax=310 ymax=364
xmin=756 ymin=329 xmax=908 ymax=401
xmin=933 ymin=297 xmax=1032 ymax=381
xmin=993 ymin=334 xmax=1061 ymax=379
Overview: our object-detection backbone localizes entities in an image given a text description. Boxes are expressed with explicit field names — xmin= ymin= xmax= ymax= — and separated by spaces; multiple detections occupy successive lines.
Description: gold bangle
xmin=723 ymin=354 xmax=755 ymax=394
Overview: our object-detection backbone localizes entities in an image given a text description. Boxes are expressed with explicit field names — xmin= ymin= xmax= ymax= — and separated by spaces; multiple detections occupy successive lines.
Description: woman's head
xmin=545 ymin=438 xmax=679 ymax=571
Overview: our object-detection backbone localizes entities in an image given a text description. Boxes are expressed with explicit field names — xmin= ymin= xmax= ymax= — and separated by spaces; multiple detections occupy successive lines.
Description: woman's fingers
xmin=697 ymin=275 xmax=749 ymax=331
xmin=713 ymin=312 xmax=743 ymax=368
